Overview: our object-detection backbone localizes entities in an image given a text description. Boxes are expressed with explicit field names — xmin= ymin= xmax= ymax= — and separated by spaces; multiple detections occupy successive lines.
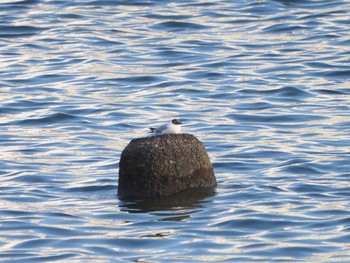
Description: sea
xmin=0 ymin=0 xmax=350 ymax=262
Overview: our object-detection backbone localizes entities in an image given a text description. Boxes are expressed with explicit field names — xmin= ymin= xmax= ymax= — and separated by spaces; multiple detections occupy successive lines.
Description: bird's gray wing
xmin=155 ymin=123 xmax=167 ymax=134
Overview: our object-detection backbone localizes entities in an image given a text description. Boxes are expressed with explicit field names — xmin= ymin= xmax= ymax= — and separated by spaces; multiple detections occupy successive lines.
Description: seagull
xmin=150 ymin=119 xmax=182 ymax=135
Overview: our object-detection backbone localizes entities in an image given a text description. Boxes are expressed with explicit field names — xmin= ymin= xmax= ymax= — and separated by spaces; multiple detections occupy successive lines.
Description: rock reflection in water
xmin=119 ymin=187 xmax=216 ymax=219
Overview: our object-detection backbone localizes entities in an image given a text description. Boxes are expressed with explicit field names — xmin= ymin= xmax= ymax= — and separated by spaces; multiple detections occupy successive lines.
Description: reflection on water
xmin=0 ymin=0 xmax=350 ymax=261
xmin=120 ymin=187 xmax=216 ymax=216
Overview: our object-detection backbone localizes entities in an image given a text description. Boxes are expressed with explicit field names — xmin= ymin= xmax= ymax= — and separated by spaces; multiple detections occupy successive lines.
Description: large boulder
xmin=118 ymin=133 xmax=216 ymax=199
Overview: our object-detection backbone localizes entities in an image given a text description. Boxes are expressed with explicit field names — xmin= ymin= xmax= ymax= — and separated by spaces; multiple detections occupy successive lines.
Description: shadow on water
xmin=119 ymin=187 xmax=216 ymax=216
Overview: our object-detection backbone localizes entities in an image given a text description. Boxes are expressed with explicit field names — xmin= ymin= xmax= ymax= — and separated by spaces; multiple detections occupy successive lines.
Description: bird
xmin=150 ymin=119 xmax=182 ymax=135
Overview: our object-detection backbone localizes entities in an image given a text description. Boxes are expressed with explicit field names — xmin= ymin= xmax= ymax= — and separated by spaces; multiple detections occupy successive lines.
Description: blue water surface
xmin=0 ymin=0 xmax=350 ymax=262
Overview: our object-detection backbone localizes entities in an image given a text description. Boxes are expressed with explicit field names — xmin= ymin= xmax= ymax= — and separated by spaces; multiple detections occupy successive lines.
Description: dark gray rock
xmin=118 ymin=133 xmax=216 ymax=199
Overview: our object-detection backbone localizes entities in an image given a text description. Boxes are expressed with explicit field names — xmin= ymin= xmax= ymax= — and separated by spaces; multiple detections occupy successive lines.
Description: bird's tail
xmin=149 ymin=128 xmax=156 ymax=133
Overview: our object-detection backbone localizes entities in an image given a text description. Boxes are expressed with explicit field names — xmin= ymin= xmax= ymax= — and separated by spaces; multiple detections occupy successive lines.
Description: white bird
xmin=150 ymin=119 xmax=182 ymax=135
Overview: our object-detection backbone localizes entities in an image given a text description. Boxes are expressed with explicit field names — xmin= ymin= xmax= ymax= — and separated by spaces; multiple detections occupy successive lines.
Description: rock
xmin=118 ymin=133 xmax=216 ymax=199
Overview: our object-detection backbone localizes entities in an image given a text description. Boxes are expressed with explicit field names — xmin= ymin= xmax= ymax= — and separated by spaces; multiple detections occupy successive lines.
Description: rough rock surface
xmin=118 ymin=133 xmax=216 ymax=199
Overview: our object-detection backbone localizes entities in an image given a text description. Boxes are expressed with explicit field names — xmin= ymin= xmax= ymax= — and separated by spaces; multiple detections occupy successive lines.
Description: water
xmin=1 ymin=0 xmax=350 ymax=261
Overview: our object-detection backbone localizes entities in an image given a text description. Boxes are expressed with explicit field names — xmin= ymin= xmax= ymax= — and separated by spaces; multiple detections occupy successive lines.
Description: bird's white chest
xmin=161 ymin=123 xmax=181 ymax=134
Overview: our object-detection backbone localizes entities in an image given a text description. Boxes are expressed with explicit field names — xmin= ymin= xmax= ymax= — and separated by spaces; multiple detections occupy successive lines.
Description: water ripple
xmin=0 ymin=25 xmax=45 ymax=38
xmin=0 ymin=0 xmax=350 ymax=262
xmin=152 ymin=21 xmax=212 ymax=32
